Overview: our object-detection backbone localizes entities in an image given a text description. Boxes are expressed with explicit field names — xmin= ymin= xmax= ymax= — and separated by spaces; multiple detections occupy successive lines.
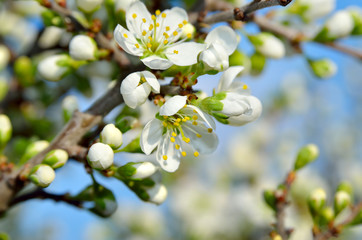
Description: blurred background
xmin=0 ymin=0 xmax=361 ymax=239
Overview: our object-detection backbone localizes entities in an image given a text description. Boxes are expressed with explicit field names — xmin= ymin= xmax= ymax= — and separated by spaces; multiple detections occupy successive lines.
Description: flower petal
xmin=220 ymin=93 xmax=250 ymax=116
xmin=216 ymin=66 xmax=244 ymax=93
xmin=140 ymin=119 xmax=163 ymax=155
xmin=199 ymin=43 xmax=229 ymax=71
xmin=183 ymin=122 xmax=218 ymax=154
xmin=165 ymin=42 xmax=206 ymax=66
xmin=122 ymin=83 xmax=151 ymax=108
xmin=205 ymin=26 xmax=238 ymax=55
xmin=114 ymin=24 xmax=144 ymax=56
xmin=159 ymin=95 xmax=187 ymax=116
xmin=142 ymin=71 xmax=160 ymax=93
xmin=227 ymin=96 xmax=263 ymax=126
xmin=141 ymin=55 xmax=173 ymax=70
xmin=158 ymin=7 xmax=188 ymax=41
xmin=126 ymin=1 xmax=152 ymax=38
xmin=120 ymin=71 xmax=142 ymax=94
xmin=156 ymin=133 xmax=181 ymax=172
xmin=182 ymin=105 xmax=216 ymax=130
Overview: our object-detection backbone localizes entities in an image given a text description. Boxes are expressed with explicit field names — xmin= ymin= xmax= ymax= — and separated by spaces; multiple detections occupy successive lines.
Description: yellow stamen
xmin=192 ymin=121 xmax=198 ymax=126
xmin=142 ymin=18 xmax=146 ymax=23
xmin=162 ymin=121 xmax=167 ymax=127
xmin=182 ymin=118 xmax=187 ymax=122
xmin=184 ymin=137 xmax=190 ymax=143
xmin=208 ymin=128 xmax=213 ymax=133
xmin=151 ymin=15 xmax=156 ymax=20
xmin=155 ymin=10 xmax=161 ymax=16
xmin=132 ymin=13 xmax=137 ymax=19
xmin=173 ymin=50 xmax=179 ymax=54
xmin=156 ymin=22 xmax=160 ymax=27
xmin=135 ymin=44 xmax=140 ymax=48
xmin=183 ymin=20 xmax=188 ymax=25
xmin=175 ymin=144 xmax=180 ymax=150
xmin=148 ymin=36 xmax=153 ymax=41
xmin=187 ymin=33 xmax=192 ymax=38
xmin=196 ymin=134 xmax=202 ymax=138
xmin=163 ymin=40 xmax=168 ymax=44
xmin=176 ymin=118 xmax=181 ymax=122
xmin=170 ymin=137 xmax=175 ymax=143
xmin=142 ymin=30 xmax=147 ymax=36
xmin=147 ymin=43 xmax=152 ymax=48
xmin=149 ymin=24 xmax=154 ymax=31
xmin=178 ymin=23 xmax=183 ymax=28
xmin=165 ymin=26 xmax=170 ymax=31
xmin=194 ymin=151 xmax=199 ymax=157
xmin=163 ymin=155 xmax=168 ymax=160
xmin=185 ymin=116 xmax=191 ymax=121
xmin=172 ymin=132 xmax=177 ymax=137
xmin=163 ymin=33 xmax=169 ymax=39
xmin=174 ymin=122 xmax=180 ymax=127
xmin=162 ymin=13 xmax=167 ymax=18
xmin=181 ymin=151 xmax=187 ymax=157
xmin=192 ymin=115 xmax=198 ymax=120
xmin=123 ymin=33 xmax=128 ymax=38
xmin=173 ymin=31 xmax=178 ymax=36
xmin=243 ymin=84 xmax=248 ymax=90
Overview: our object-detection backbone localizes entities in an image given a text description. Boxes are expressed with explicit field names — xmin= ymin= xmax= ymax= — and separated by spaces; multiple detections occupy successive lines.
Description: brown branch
xmin=323 ymin=42 xmax=362 ymax=61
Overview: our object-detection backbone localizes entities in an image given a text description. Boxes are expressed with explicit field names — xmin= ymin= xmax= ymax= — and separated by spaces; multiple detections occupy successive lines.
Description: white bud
xmin=69 ymin=35 xmax=97 ymax=61
xmin=298 ymin=0 xmax=335 ymax=21
xmin=308 ymin=188 xmax=327 ymax=214
xmin=87 ymin=143 xmax=114 ymax=170
xmin=115 ymin=0 xmax=136 ymax=12
xmin=43 ymin=149 xmax=69 ymax=169
xmin=62 ymin=95 xmax=79 ymax=114
xmin=132 ymin=162 xmax=157 ymax=179
xmin=37 ymin=54 xmax=69 ymax=82
xmin=38 ymin=26 xmax=65 ymax=49
xmin=147 ymin=184 xmax=167 ymax=205
xmin=325 ymin=10 xmax=354 ymax=38
xmin=334 ymin=191 xmax=351 ymax=214
xmin=100 ymin=124 xmax=123 ymax=149
xmin=76 ymin=0 xmax=104 ymax=13
xmin=199 ymin=43 xmax=229 ymax=71
xmin=0 ymin=45 xmax=10 ymax=70
xmin=0 ymin=114 xmax=12 ymax=146
xmin=29 ymin=164 xmax=56 ymax=188
xmin=253 ymin=33 xmax=285 ymax=59
xmin=181 ymin=23 xmax=196 ymax=39
xmin=24 ymin=140 xmax=49 ymax=160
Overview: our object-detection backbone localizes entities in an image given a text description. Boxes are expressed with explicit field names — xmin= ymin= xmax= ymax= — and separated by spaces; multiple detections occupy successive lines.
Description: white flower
xmin=62 ymin=95 xmax=79 ymax=114
xmin=141 ymin=95 xmax=218 ymax=172
xmin=251 ymin=33 xmax=285 ymax=59
xmin=132 ymin=162 xmax=157 ymax=179
xmin=38 ymin=26 xmax=65 ymax=49
xmin=69 ymin=35 xmax=97 ymax=61
xmin=115 ymin=0 xmax=136 ymax=12
xmin=120 ymin=71 xmax=160 ymax=109
xmin=43 ymin=149 xmax=69 ymax=169
xmin=100 ymin=124 xmax=123 ymax=149
xmin=146 ymin=184 xmax=168 ymax=205
xmin=87 ymin=143 xmax=114 ymax=170
xmin=0 ymin=114 xmax=12 ymax=146
xmin=29 ymin=164 xmax=56 ymax=188
xmin=37 ymin=54 xmax=69 ymax=82
xmin=76 ymin=0 xmax=104 ymax=13
xmin=199 ymin=26 xmax=238 ymax=71
xmin=297 ymin=0 xmax=335 ymax=21
xmin=325 ymin=10 xmax=354 ymax=38
xmin=0 ymin=45 xmax=10 ymax=70
xmin=114 ymin=1 xmax=205 ymax=70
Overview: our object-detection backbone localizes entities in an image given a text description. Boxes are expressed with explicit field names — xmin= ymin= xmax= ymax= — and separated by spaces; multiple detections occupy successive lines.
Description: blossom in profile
xmin=114 ymin=1 xmax=205 ymax=70
xmin=141 ymin=96 xmax=218 ymax=172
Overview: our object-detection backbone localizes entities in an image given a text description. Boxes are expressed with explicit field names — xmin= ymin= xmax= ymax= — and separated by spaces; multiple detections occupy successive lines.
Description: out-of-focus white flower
xmin=325 ymin=10 xmax=354 ymax=39
xmin=293 ymin=0 xmax=336 ymax=21
xmin=100 ymin=124 xmax=123 ymax=149
xmin=114 ymin=1 xmax=205 ymax=70
xmin=199 ymin=26 xmax=238 ymax=71
xmin=37 ymin=54 xmax=69 ymax=82
xmin=76 ymin=0 xmax=104 ymax=13
xmin=115 ymin=0 xmax=136 ymax=12
xmin=120 ymin=71 xmax=160 ymax=109
xmin=141 ymin=95 xmax=218 ymax=172
xmin=29 ymin=164 xmax=56 ymax=188
xmin=0 ymin=114 xmax=12 ymax=147
xmin=250 ymin=33 xmax=285 ymax=59
xmin=146 ymin=183 xmax=167 ymax=204
xmin=62 ymin=95 xmax=79 ymax=115
xmin=43 ymin=149 xmax=69 ymax=169
xmin=38 ymin=26 xmax=65 ymax=49
xmin=0 ymin=45 xmax=10 ymax=70
xmin=69 ymin=35 xmax=97 ymax=61
xmin=87 ymin=142 xmax=114 ymax=170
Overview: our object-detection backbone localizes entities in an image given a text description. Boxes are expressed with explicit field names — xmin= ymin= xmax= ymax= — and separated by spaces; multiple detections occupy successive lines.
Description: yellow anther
xmin=181 ymin=151 xmax=187 ymax=157
xmin=163 ymin=155 xmax=168 ymax=160
xmin=163 ymin=40 xmax=168 ymax=44
xmin=163 ymin=32 xmax=169 ymax=39
xmin=149 ymin=24 xmax=154 ymax=30
xmin=123 ymin=33 xmax=128 ymax=38
xmin=185 ymin=116 xmax=191 ymax=121
xmin=243 ymin=84 xmax=248 ymax=90
xmin=173 ymin=122 xmax=180 ymax=127
xmin=208 ymin=128 xmax=213 ymax=133
xmin=192 ymin=121 xmax=198 ymax=126
xmin=135 ymin=44 xmax=140 ymax=49
xmin=192 ymin=115 xmax=198 ymax=120
xmin=172 ymin=132 xmax=177 ymax=137
xmin=162 ymin=13 xmax=167 ymax=18
xmin=183 ymin=20 xmax=188 ymax=25
xmin=187 ymin=33 xmax=192 ymax=38
xmin=196 ymin=134 xmax=202 ymax=138
xmin=142 ymin=18 xmax=146 ymax=23
xmin=176 ymin=118 xmax=181 ymax=122
xmin=184 ymin=138 xmax=190 ymax=143
xmin=183 ymin=105 xmax=187 ymax=108
xmin=170 ymin=137 xmax=175 ymax=143
xmin=173 ymin=31 xmax=178 ymax=36
xmin=155 ymin=10 xmax=161 ymax=16
xmin=165 ymin=26 xmax=170 ymax=31
xmin=163 ymin=116 xmax=168 ymax=119
xmin=148 ymin=36 xmax=153 ymax=40
xmin=147 ymin=43 xmax=152 ymax=48
xmin=178 ymin=23 xmax=183 ymax=28
xmin=132 ymin=13 xmax=137 ymax=19
xmin=173 ymin=50 xmax=179 ymax=54
xmin=175 ymin=144 xmax=180 ymax=150
xmin=156 ymin=22 xmax=160 ymax=27
xmin=142 ymin=30 xmax=147 ymax=36
xmin=162 ymin=121 xmax=167 ymax=127
xmin=151 ymin=15 xmax=156 ymax=20
xmin=182 ymin=118 xmax=187 ymax=122
xmin=194 ymin=151 xmax=199 ymax=157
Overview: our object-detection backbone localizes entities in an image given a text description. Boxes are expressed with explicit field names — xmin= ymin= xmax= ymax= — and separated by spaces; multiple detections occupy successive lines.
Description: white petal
xmin=199 ymin=43 xmax=229 ymax=71
xmin=159 ymin=95 xmax=187 ymax=116
xmin=220 ymin=93 xmax=250 ymax=116
xmin=126 ymin=1 xmax=152 ymax=38
xmin=216 ymin=66 xmax=244 ymax=93
xmin=166 ymin=42 xmax=206 ymax=66
xmin=120 ymin=71 xmax=142 ymax=94
xmin=142 ymin=71 xmax=160 ymax=93
xmin=183 ymin=122 xmax=218 ymax=154
xmin=159 ymin=7 xmax=188 ymax=40
xmin=122 ymin=83 xmax=151 ymax=109
xmin=205 ymin=26 xmax=238 ymax=55
xmin=114 ymin=24 xmax=144 ymax=56
xmin=227 ymin=96 xmax=262 ymax=126
xmin=140 ymin=119 xmax=163 ymax=155
xmin=141 ymin=55 xmax=173 ymax=70
xmin=156 ymin=133 xmax=181 ymax=172
xmin=182 ymin=105 xmax=216 ymax=130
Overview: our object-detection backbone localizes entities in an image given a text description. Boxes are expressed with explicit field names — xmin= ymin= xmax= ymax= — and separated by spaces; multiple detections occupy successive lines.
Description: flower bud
xmin=294 ymin=144 xmax=319 ymax=171
xmin=334 ymin=191 xmax=351 ymax=215
xmin=181 ymin=23 xmax=196 ymax=39
xmin=29 ymin=164 xmax=56 ymax=188
xmin=249 ymin=33 xmax=285 ymax=59
xmin=21 ymin=140 xmax=49 ymax=164
xmin=349 ymin=7 xmax=362 ymax=35
xmin=76 ymin=0 xmax=104 ymax=13
xmin=325 ymin=10 xmax=354 ymax=39
xmin=69 ymin=35 xmax=97 ymax=61
xmin=38 ymin=26 xmax=64 ymax=49
xmin=250 ymin=52 xmax=266 ymax=75
xmin=308 ymin=188 xmax=327 ymax=217
xmin=309 ymin=59 xmax=337 ymax=79
xmin=37 ymin=54 xmax=70 ymax=82
xmin=100 ymin=124 xmax=123 ymax=149
xmin=199 ymin=43 xmax=229 ymax=72
xmin=115 ymin=0 xmax=135 ymax=12
xmin=289 ymin=0 xmax=335 ymax=22
xmin=337 ymin=182 xmax=353 ymax=196
xmin=0 ymin=78 xmax=8 ymax=102
xmin=118 ymin=162 xmax=157 ymax=179
xmin=0 ymin=114 xmax=12 ymax=148
xmin=146 ymin=184 xmax=167 ymax=205
xmin=87 ymin=143 xmax=114 ymax=170
xmin=263 ymin=189 xmax=277 ymax=211
xmin=43 ymin=149 xmax=69 ymax=169
xmin=14 ymin=56 xmax=35 ymax=87
xmin=62 ymin=95 xmax=79 ymax=122
xmin=0 ymin=45 xmax=10 ymax=71
xmin=320 ymin=207 xmax=334 ymax=226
